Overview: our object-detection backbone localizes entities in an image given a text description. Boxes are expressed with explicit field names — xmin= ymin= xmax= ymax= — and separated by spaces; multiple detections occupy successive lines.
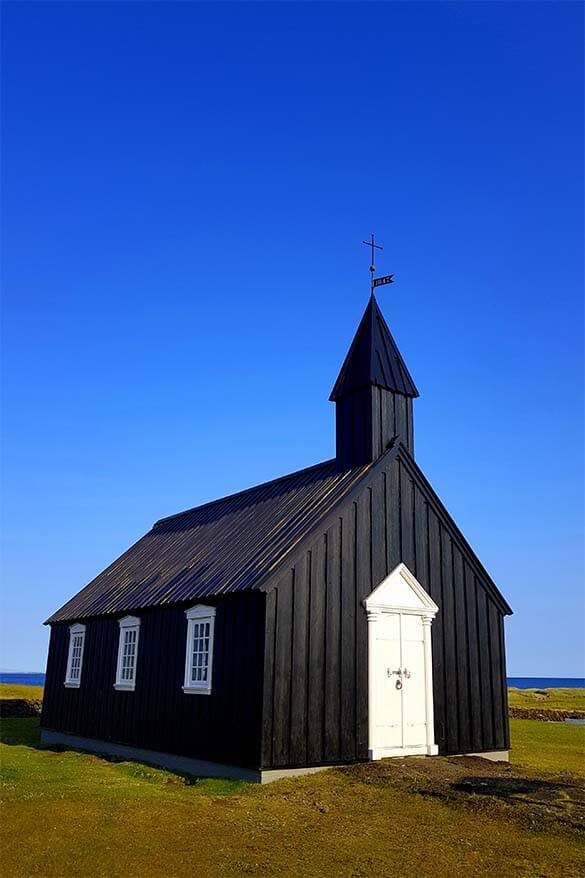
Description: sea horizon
xmin=1 ymin=672 xmax=584 ymax=689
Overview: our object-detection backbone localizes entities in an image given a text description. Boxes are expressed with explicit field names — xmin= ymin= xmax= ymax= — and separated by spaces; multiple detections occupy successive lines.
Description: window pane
xmin=189 ymin=616 xmax=213 ymax=686
xmin=118 ymin=626 xmax=138 ymax=683
xmin=68 ymin=632 xmax=84 ymax=681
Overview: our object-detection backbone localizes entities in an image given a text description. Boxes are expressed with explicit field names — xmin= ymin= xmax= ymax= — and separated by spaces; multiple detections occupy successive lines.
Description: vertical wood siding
xmin=261 ymin=448 xmax=509 ymax=768
xmin=335 ymin=389 xmax=414 ymax=469
xmin=41 ymin=593 xmax=265 ymax=769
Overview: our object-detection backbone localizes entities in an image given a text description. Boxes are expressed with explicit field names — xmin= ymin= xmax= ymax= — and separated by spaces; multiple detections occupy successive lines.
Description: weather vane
xmin=362 ymin=233 xmax=394 ymax=293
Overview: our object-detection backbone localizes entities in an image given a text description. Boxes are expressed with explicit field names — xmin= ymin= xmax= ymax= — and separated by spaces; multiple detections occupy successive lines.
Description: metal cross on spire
xmin=362 ymin=233 xmax=394 ymax=293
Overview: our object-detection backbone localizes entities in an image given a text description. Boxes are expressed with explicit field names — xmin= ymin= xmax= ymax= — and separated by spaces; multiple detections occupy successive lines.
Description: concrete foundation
xmin=40 ymin=729 xmax=334 ymax=784
xmin=454 ymin=749 xmax=510 ymax=762
xmin=39 ymin=729 xmax=509 ymax=784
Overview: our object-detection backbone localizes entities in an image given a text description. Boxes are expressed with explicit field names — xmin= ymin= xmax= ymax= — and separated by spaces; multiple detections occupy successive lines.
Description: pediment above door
xmin=364 ymin=563 xmax=439 ymax=616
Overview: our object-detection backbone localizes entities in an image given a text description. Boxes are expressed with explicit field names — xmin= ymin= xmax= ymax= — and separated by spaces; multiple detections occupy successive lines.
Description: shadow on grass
xmin=0 ymin=717 xmax=43 ymax=747
xmin=452 ymin=775 xmax=585 ymax=809
xmin=0 ymin=717 xmax=251 ymax=794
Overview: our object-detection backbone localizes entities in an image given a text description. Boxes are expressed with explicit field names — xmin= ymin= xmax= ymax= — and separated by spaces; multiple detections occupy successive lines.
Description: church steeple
xmin=330 ymin=294 xmax=418 ymax=470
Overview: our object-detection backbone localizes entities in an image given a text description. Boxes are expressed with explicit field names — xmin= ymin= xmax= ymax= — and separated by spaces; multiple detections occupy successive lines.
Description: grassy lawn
xmin=0 ymin=683 xmax=44 ymax=700
xmin=510 ymin=717 xmax=585 ymax=775
xmin=1 ymin=716 xmax=584 ymax=877
xmin=508 ymin=687 xmax=585 ymax=712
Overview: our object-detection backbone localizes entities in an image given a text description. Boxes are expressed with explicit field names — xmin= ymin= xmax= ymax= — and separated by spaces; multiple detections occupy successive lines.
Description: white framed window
xmin=183 ymin=605 xmax=216 ymax=695
xmin=64 ymin=623 xmax=86 ymax=687
xmin=114 ymin=616 xmax=141 ymax=691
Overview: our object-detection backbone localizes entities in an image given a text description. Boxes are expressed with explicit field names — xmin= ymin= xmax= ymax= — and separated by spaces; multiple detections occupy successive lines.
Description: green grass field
xmin=1 ymin=683 xmax=584 ymax=875
xmin=508 ymin=687 xmax=585 ymax=712
xmin=0 ymin=683 xmax=44 ymax=700
xmin=509 ymin=716 xmax=585 ymax=775
xmin=1 ymin=710 xmax=584 ymax=878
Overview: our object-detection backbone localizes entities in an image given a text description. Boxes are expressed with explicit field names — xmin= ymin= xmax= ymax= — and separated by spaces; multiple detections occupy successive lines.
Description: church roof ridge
xmin=153 ymin=458 xmax=337 ymax=528
xmin=45 ymin=456 xmax=372 ymax=623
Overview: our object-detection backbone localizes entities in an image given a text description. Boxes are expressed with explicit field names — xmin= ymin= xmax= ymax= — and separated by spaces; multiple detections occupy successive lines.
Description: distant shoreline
xmin=2 ymin=673 xmax=584 ymax=689
xmin=507 ymin=677 xmax=585 ymax=689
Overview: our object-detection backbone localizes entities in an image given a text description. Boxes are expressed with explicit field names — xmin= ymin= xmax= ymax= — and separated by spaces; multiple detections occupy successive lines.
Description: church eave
xmin=329 ymin=376 xmax=420 ymax=402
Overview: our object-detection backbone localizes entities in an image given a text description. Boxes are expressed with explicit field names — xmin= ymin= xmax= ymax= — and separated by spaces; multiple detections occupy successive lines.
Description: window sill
xmin=64 ymin=681 xmax=80 ymax=688
xmin=182 ymin=685 xmax=212 ymax=696
xmin=114 ymin=683 xmax=136 ymax=692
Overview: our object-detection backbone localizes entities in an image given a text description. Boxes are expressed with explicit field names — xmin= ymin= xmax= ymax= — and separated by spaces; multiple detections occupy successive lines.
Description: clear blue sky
xmin=1 ymin=2 xmax=583 ymax=676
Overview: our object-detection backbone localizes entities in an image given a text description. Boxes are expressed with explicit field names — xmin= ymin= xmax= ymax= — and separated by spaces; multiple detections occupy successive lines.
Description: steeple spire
xmin=330 ymin=293 xmax=418 ymax=402
xmin=331 ymin=294 xmax=418 ymax=470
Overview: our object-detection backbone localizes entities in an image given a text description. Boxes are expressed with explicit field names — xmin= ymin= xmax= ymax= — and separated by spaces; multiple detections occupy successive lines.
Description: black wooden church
xmin=42 ymin=288 xmax=512 ymax=782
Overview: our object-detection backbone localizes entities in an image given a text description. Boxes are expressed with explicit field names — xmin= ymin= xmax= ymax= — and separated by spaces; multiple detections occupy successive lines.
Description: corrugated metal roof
xmin=330 ymin=293 xmax=419 ymax=400
xmin=47 ymin=459 xmax=371 ymax=623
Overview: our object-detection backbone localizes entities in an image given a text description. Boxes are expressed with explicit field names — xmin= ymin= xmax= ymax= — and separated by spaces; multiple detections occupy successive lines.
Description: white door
xmin=400 ymin=614 xmax=427 ymax=749
xmin=374 ymin=612 xmax=403 ymax=749
xmin=372 ymin=612 xmax=427 ymax=752
xmin=365 ymin=562 xmax=439 ymax=760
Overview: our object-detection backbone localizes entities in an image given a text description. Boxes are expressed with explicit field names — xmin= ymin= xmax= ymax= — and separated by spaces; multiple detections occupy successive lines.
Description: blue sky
xmin=1 ymin=1 xmax=583 ymax=675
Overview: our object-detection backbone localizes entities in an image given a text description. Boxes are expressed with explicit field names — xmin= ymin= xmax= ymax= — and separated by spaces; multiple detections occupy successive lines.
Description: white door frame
xmin=364 ymin=563 xmax=439 ymax=760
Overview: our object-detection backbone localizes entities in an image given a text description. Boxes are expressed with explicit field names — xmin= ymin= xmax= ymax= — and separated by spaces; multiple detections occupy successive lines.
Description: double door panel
xmin=374 ymin=612 xmax=426 ymax=750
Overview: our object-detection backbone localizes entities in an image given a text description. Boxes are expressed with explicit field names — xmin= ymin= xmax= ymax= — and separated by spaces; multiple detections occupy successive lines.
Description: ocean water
xmin=507 ymin=677 xmax=585 ymax=689
xmin=0 ymin=673 xmax=46 ymax=687
xmin=1 ymin=673 xmax=583 ymax=689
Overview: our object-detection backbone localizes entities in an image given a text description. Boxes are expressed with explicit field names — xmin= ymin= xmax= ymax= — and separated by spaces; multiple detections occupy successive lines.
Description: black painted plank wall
xmin=42 ymin=593 xmax=265 ymax=769
xmin=261 ymin=445 xmax=510 ymax=769
xmin=335 ymin=388 xmax=414 ymax=469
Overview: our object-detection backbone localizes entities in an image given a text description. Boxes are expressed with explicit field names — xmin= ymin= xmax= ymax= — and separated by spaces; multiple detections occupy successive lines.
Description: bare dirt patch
xmin=339 ymin=755 xmax=585 ymax=833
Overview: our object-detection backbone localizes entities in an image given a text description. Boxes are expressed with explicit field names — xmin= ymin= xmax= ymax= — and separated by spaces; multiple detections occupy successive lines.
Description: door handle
xmin=386 ymin=668 xmax=405 ymax=689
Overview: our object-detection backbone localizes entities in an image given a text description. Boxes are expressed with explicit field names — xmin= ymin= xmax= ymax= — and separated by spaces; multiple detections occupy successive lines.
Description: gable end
xmin=395 ymin=445 xmax=511 ymax=616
